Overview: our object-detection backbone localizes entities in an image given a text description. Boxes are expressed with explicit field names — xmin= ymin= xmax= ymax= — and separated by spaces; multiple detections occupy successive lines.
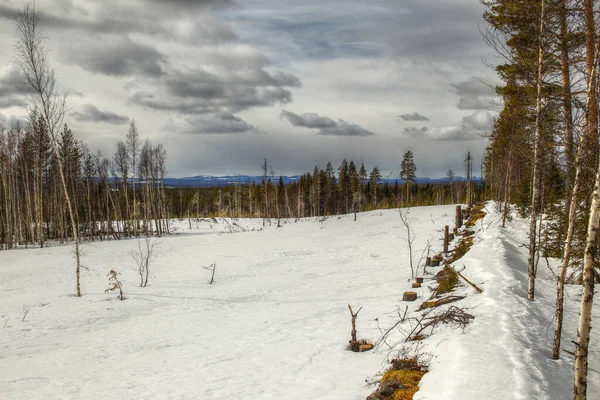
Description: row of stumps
xmin=403 ymin=205 xmax=466 ymax=302
xmin=365 ymin=204 xmax=481 ymax=400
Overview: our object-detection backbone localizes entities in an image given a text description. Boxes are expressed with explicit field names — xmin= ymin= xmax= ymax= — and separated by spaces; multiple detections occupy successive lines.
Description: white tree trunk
xmin=528 ymin=0 xmax=545 ymax=301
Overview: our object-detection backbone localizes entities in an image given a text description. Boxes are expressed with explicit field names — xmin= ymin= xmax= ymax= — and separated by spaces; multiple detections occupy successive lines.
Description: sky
xmin=0 ymin=0 xmax=501 ymax=178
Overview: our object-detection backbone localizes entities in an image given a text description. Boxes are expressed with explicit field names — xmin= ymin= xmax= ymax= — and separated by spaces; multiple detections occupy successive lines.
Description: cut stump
xmin=403 ymin=291 xmax=418 ymax=301
xmin=359 ymin=343 xmax=374 ymax=352
xmin=432 ymin=254 xmax=443 ymax=267
xmin=416 ymin=277 xmax=424 ymax=284
xmin=412 ymin=283 xmax=421 ymax=288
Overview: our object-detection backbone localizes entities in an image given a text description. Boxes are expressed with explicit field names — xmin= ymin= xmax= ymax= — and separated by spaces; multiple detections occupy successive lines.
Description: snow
xmin=0 ymin=204 xmax=598 ymax=399
xmin=413 ymin=204 xmax=600 ymax=400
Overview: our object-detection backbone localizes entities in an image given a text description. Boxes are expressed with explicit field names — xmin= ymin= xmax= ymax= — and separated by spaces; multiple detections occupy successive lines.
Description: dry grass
xmin=464 ymin=203 xmax=487 ymax=228
xmin=446 ymin=236 xmax=474 ymax=264
xmin=433 ymin=267 xmax=459 ymax=296
xmin=378 ymin=357 xmax=428 ymax=400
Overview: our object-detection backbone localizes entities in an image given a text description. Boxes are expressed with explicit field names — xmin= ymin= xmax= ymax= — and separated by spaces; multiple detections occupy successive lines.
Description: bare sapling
xmin=203 ymin=263 xmax=216 ymax=285
xmin=347 ymin=304 xmax=371 ymax=351
xmin=416 ymin=237 xmax=433 ymax=276
xmin=131 ymin=236 xmax=160 ymax=287
xmin=105 ymin=269 xmax=125 ymax=300
xmin=399 ymin=208 xmax=416 ymax=279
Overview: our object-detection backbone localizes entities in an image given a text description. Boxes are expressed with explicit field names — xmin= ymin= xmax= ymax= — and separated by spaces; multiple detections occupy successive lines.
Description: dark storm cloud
xmin=404 ymin=111 xmax=492 ymax=141
xmin=0 ymin=67 xmax=35 ymax=109
xmin=62 ymin=37 xmax=167 ymax=77
xmin=71 ymin=104 xmax=130 ymax=125
xmin=130 ymin=66 xmax=300 ymax=115
xmin=280 ymin=110 xmax=336 ymax=129
xmin=280 ymin=110 xmax=374 ymax=136
xmin=451 ymin=76 xmax=499 ymax=111
xmin=165 ymin=113 xmax=257 ymax=134
xmin=398 ymin=112 xmax=429 ymax=122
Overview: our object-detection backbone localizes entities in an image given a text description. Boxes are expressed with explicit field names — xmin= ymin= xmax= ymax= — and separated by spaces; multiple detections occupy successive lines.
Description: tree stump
xmin=432 ymin=254 xmax=443 ymax=267
xmin=359 ymin=343 xmax=374 ymax=352
xmin=425 ymin=256 xmax=431 ymax=266
xmin=412 ymin=282 xmax=421 ymax=288
xmin=416 ymin=277 xmax=424 ymax=283
xmin=402 ymin=291 xmax=418 ymax=301
xmin=456 ymin=205 xmax=463 ymax=229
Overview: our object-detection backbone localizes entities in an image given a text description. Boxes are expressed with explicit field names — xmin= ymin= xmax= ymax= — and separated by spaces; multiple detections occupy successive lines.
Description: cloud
xmin=229 ymin=0 xmax=492 ymax=63
xmin=0 ymin=112 xmax=27 ymax=129
xmin=280 ymin=110 xmax=336 ymax=129
xmin=0 ymin=0 xmax=495 ymax=177
xmin=62 ymin=37 xmax=167 ymax=77
xmin=129 ymin=56 xmax=301 ymax=115
xmin=404 ymin=111 xmax=493 ymax=141
xmin=398 ymin=112 xmax=429 ymax=121
xmin=281 ymin=110 xmax=375 ymax=136
xmin=0 ymin=2 xmax=238 ymax=44
xmin=165 ymin=114 xmax=257 ymax=134
xmin=71 ymin=104 xmax=130 ymax=125
xmin=451 ymin=76 xmax=499 ymax=111
xmin=0 ymin=67 xmax=36 ymax=109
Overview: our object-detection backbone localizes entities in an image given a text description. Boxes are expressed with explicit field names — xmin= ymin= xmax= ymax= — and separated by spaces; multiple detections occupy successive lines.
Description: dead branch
xmin=22 ymin=305 xmax=31 ymax=322
xmin=453 ymin=265 xmax=483 ymax=293
xmin=376 ymin=306 xmax=409 ymax=350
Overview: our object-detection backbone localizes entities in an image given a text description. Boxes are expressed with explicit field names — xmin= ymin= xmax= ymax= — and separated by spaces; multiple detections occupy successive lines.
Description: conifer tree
xmin=400 ymin=150 xmax=416 ymax=204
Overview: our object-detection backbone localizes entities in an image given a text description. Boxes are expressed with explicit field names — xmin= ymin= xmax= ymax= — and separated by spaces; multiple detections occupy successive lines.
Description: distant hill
xmin=159 ymin=175 xmax=482 ymax=188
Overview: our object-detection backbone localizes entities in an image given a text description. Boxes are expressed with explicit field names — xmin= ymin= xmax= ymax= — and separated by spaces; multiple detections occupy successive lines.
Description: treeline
xmin=0 ymin=120 xmax=169 ymax=249
xmin=166 ymin=157 xmax=484 ymax=221
xmin=1 ymin=133 xmax=483 ymax=249
xmin=482 ymin=0 xmax=598 ymax=395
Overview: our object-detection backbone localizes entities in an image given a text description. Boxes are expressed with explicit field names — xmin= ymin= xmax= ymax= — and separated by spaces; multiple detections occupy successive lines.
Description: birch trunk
xmin=574 ymin=154 xmax=599 ymax=400
xmin=527 ymin=0 xmax=545 ymax=301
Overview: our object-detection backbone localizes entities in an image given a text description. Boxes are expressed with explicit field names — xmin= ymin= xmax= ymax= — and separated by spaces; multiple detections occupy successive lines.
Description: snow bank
xmin=414 ymin=204 xmax=599 ymax=400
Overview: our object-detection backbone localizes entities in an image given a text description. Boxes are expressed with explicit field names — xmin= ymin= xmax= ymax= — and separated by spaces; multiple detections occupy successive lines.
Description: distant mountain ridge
xmin=160 ymin=175 xmax=482 ymax=188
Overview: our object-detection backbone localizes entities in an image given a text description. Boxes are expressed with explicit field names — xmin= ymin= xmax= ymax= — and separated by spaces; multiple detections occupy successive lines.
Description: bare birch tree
xmin=527 ymin=0 xmax=546 ymax=302
xmin=14 ymin=4 xmax=83 ymax=296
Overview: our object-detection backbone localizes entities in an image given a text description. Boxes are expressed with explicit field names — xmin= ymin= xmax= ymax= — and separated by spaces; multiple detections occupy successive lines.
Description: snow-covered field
xmin=0 ymin=204 xmax=598 ymax=399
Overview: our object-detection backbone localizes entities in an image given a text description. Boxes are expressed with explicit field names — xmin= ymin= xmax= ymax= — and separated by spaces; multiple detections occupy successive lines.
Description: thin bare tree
xmin=14 ymin=4 xmax=83 ymax=296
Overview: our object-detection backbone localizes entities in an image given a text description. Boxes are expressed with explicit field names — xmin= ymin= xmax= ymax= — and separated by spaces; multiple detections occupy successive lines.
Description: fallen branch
xmin=454 ymin=265 xmax=483 ymax=293
xmin=419 ymin=295 xmax=466 ymax=310
xmin=22 ymin=306 xmax=31 ymax=322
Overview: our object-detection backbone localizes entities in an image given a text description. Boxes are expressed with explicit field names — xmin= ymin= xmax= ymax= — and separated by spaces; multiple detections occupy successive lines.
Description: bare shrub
xmin=131 ymin=237 xmax=160 ymax=287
